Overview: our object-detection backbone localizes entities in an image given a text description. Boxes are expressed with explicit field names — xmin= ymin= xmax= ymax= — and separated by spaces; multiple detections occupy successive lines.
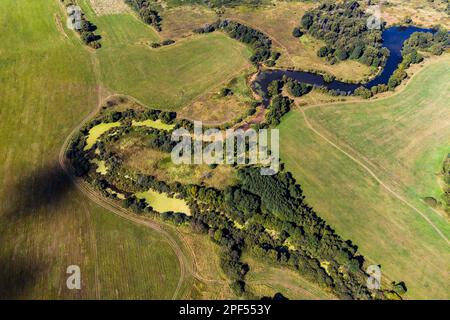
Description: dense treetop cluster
xmin=299 ymin=1 xmax=389 ymax=67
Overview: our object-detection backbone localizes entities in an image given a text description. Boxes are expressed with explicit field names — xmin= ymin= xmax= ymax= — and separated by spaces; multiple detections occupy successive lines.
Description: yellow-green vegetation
xmin=132 ymin=119 xmax=175 ymax=130
xmin=0 ymin=0 xmax=181 ymax=299
xmin=224 ymin=2 xmax=375 ymax=81
xmin=84 ymin=122 xmax=121 ymax=150
xmin=77 ymin=0 xmax=252 ymax=110
xmin=279 ymin=57 xmax=450 ymax=299
xmin=113 ymin=132 xmax=238 ymax=189
xmin=79 ymin=0 xmax=160 ymax=43
xmin=91 ymin=158 xmax=108 ymax=175
xmin=98 ymin=32 xmax=251 ymax=110
xmin=242 ymin=255 xmax=334 ymax=300
xmin=135 ymin=189 xmax=191 ymax=215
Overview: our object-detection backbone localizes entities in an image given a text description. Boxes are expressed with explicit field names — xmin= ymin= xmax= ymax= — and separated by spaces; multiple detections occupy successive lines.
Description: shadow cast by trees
xmin=3 ymin=162 xmax=74 ymax=222
xmin=0 ymin=161 xmax=75 ymax=299
xmin=0 ymin=254 xmax=47 ymax=299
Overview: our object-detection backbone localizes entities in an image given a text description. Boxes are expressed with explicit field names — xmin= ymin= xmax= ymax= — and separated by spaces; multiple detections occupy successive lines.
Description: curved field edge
xmin=63 ymin=93 xmax=334 ymax=300
xmin=77 ymin=0 xmax=253 ymax=110
xmin=278 ymin=57 xmax=450 ymax=299
xmin=7 ymin=0 xmax=329 ymax=299
xmin=0 ymin=0 xmax=184 ymax=299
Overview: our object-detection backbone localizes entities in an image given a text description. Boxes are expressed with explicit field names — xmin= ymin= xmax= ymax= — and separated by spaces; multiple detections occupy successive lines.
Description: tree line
xmin=193 ymin=20 xmax=279 ymax=66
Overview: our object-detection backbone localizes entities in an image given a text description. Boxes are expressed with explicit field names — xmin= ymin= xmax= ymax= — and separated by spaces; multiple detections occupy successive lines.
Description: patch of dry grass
xmin=381 ymin=0 xmax=450 ymax=29
xmin=178 ymin=93 xmax=249 ymax=125
xmin=160 ymin=5 xmax=218 ymax=39
xmin=292 ymin=88 xmax=361 ymax=107
xmin=179 ymin=71 xmax=256 ymax=125
xmin=117 ymin=136 xmax=238 ymax=189
xmin=243 ymin=254 xmax=334 ymax=300
xmin=89 ymin=0 xmax=130 ymax=16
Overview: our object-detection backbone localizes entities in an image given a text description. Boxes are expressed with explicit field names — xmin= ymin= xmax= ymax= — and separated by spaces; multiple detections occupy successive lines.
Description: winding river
xmin=253 ymin=26 xmax=434 ymax=104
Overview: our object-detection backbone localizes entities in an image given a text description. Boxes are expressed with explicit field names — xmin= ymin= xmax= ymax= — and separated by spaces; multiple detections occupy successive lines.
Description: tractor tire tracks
xmin=300 ymin=108 xmax=450 ymax=246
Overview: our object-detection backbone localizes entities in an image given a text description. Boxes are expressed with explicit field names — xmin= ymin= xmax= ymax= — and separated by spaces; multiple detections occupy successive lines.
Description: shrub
xmin=292 ymin=27 xmax=303 ymax=38
xmin=354 ymin=86 xmax=372 ymax=99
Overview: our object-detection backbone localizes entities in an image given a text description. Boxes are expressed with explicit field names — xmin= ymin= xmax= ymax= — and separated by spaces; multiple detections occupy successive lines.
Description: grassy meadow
xmin=178 ymin=71 xmax=257 ymax=125
xmin=78 ymin=0 xmax=252 ymax=110
xmin=0 ymin=0 xmax=183 ymax=299
xmin=306 ymin=56 xmax=450 ymax=215
xmin=383 ymin=0 xmax=450 ymax=29
xmin=159 ymin=5 xmax=218 ymax=40
xmin=279 ymin=57 xmax=450 ymax=299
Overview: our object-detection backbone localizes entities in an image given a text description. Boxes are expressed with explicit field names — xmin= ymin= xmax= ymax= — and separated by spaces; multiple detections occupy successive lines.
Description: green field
xmin=78 ymin=0 xmax=252 ymax=110
xmin=279 ymin=58 xmax=450 ymax=299
xmin=0 ymin=0 xmax=181 ymax=299
xmin=3 ymin=0 xmax=449 ymax=300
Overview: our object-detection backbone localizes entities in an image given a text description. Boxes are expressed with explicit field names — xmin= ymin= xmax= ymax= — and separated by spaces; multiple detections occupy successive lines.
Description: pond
xmin=253 ymin=26 xmax=434 ymax=104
